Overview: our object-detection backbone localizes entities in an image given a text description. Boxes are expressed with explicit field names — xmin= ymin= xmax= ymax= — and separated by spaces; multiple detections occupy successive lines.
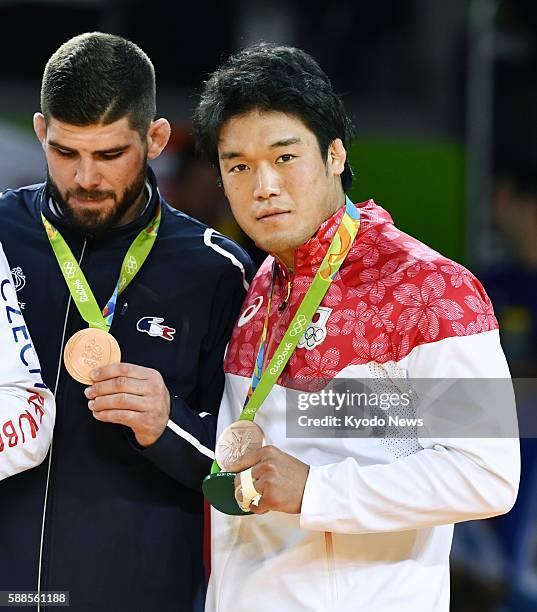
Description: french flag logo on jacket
xmin=136 ymin=316 xmax=176 ymax=341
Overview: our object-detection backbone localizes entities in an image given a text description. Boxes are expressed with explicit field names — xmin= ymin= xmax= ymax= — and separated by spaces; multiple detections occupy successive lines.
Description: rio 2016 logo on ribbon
xmin=269 ymin=342 xmax=293 ymax=376
xmin=62 ymin=261 xmax=77 ymax=279
xmin=126 ymin=255 xmax=138 ymax=275
xmin=289 ymin=314 xmax=307 ymax=337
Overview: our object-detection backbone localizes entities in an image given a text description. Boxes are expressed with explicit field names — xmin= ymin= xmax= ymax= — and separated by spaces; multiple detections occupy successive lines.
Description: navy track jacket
xmin=0 ymin=169 xmax=254 ymax=611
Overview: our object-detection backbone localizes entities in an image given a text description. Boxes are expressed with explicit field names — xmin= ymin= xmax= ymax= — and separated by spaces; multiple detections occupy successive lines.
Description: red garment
xmin=226 ymin=199 xmax=497 ymax=383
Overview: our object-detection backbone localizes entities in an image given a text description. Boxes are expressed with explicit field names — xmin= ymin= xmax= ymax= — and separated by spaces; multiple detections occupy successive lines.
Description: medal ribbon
xmin=41 ymin=201 xmax=161 ymax=331
xmin=248 ymin=261 xmax=277 ymax=395
xmin=211 ymin=197 xmax=360 ymax=473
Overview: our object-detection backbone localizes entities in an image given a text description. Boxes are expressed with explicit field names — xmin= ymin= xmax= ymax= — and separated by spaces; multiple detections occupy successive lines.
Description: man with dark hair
xmin=194 ymin=43 xmax=519 ymax=611
xmin=0 ymin=32 xmax=252 ymax=611
xmin=41 ymin=32 xmax=156 ymax=137
xmin=194 ymin=43 xmax=354 ymax=191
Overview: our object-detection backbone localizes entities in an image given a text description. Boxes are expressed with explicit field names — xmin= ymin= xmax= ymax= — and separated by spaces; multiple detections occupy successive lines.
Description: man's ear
xmin=147 ymin=118 xmax=171 ymax=160
xmin=33 ymin=113 xmax=47 ymax=147
xmin=328 ymin=138 xmax=346 ymax=177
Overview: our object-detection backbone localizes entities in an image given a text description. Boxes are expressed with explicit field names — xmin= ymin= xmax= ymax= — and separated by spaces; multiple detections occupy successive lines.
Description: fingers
xmin=88 ymin=392 xmax=147 ymax=413
xmin=233 ymin=452 xmax=273 ymax=514
xmin=234 ymin=470 xmax=267 ymax=514
xmin=232 ymin=446 xmax=277 ymax=487
xmin=84 ymin=362 xmax=166 ymax=413
xmin=227 ymin=447 xmax=264 ymax=473
xmin=85 ymin=375 xmax=146 ymax=401
xmin=240 ymin=468 xmax=261 ymax=509
xmin=91 ymin=408 xmax=143 ymax=428
xmin=231 ymin=446 xmax=309 ymax=514
xmin=89 ymin=362 xmax=154 ymax=382
xmin=83 ymin=362 xmax=170 ymax=448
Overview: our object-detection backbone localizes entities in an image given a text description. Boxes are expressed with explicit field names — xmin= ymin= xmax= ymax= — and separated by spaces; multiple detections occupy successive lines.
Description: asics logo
xmin=237 ymin=296 xmax=263 ymax=327
xmin=63 ymin=261 xmax=76 ymax=279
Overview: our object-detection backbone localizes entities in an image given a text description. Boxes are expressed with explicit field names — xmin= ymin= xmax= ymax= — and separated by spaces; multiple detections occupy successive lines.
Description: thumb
xmin=226 ymin=448 xmax=263 ymax=473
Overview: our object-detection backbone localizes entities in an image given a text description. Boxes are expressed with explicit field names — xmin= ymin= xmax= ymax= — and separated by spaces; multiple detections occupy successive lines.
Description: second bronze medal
xmin=215 ymin=420 xmax=265 ymax=472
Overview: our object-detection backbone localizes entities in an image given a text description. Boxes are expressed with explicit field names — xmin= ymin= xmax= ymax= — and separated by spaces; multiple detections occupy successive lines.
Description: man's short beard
xmin=47 ymin=160 xmax=148 ymax=236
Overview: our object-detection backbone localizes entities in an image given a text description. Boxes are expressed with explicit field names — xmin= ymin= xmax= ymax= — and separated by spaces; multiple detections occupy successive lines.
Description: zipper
xmin=36 ymin=239 xmax=87 ymax=611
xmin=264 ymin=271 xmax=293 ymax=361
xmin=278 ymin=279 xmax=292 ymax=311
xmin=324 ymin=531 xmax=339 ymax=602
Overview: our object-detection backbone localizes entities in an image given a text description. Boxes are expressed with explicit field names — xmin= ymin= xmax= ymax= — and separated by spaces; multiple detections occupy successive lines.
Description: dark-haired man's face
xmin=218 ymin=110 xmax=347 ymax=269
xmin=36 ymin=116 xmax=149 ymax=234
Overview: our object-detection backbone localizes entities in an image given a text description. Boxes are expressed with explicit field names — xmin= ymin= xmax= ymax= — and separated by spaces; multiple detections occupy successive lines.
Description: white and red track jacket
xmin=0 ymin=242 xmax=54 ymax=480
xmin=207 ymin=200 xmax=520 ymax=612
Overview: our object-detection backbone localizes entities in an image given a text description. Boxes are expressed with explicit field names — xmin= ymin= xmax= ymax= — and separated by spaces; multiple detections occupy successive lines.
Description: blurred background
xmin=0 ymin=0 xmax=536 ymax=608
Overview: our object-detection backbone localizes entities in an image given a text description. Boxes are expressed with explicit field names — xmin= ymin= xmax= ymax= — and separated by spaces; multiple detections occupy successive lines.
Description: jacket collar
xmin=273 ymin=203 xmax=347 ymax=281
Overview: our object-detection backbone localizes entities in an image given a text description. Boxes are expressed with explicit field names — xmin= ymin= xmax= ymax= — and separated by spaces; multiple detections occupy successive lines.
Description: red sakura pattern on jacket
xmin=225 ymin=200 xmax=497 ymax=384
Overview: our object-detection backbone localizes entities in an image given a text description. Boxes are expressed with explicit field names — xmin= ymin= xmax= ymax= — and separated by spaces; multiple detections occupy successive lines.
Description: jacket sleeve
xmin=0 ymin=242 xmax=55 ymax=480
xmin=300 ymin=328 xmax=520 ymax=533
xmin=139 ymin=247 xmax=255 ymax=491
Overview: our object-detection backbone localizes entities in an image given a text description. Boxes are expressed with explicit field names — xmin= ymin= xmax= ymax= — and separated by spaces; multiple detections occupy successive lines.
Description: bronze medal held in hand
xmin=215 ymin=421 xmax=265 ymax=471
xmin=64 ymin=328 xmax=121 ymax=385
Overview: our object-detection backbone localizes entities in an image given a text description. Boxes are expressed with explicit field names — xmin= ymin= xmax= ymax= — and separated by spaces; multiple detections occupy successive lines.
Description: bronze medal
xmin=215 ymin=420 xmax=265 ymax=471
xmin=64 ymin=328 xmax=121 ymax=385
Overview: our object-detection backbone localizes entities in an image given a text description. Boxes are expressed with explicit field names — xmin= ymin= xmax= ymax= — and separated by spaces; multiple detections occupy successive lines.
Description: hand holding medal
xmin=42 ymin=205 xmax=170 ymax=448
xmin=64 ymin=328 xmax=121 ymax=385
xmin=231 ymin=446 xmax=310 ymax=515
xmin=203 ymin=198 xmax=361 ymax=515
xmin=215 ymin=420 xmax=265 ymax=472
xmin=42 ymin=204 xmax=160 ymax=385
xmin=215 ymin=421 xmax=265 ymax=512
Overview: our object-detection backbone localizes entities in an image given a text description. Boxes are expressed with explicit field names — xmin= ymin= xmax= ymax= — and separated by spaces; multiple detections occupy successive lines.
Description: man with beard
xmin=0 ymin=33 xmax=252 ymax=611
